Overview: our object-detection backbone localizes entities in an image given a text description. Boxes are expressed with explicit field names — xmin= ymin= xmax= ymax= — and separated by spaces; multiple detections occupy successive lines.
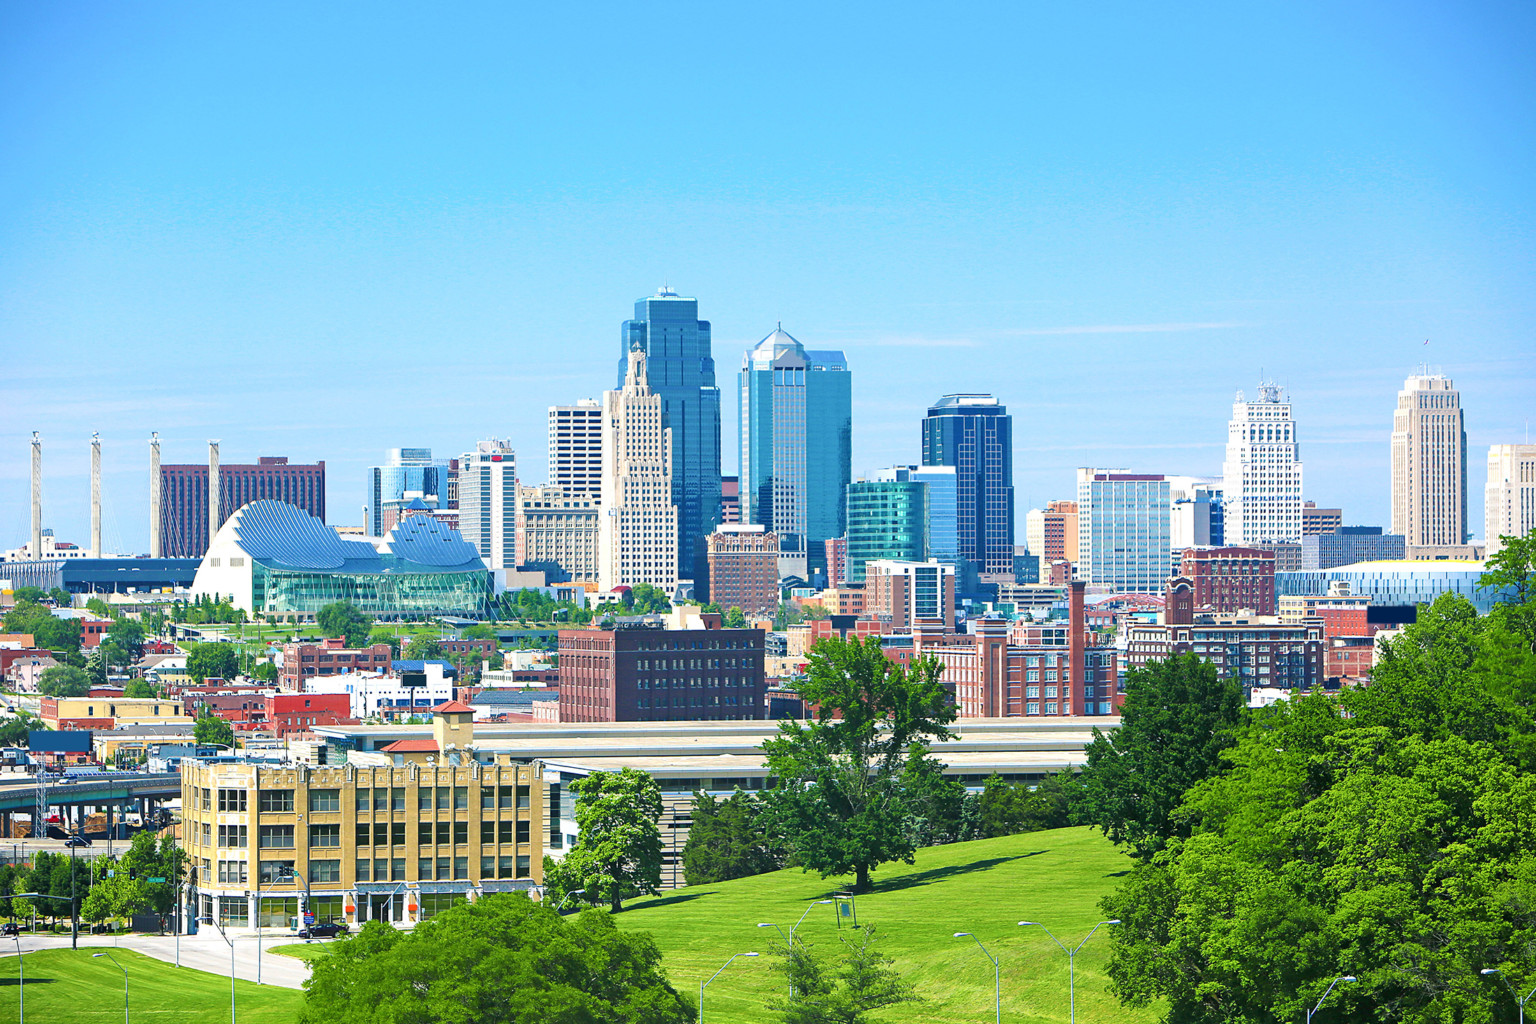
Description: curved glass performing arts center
xmin=192 ymin=500 xmax=492 ymax=619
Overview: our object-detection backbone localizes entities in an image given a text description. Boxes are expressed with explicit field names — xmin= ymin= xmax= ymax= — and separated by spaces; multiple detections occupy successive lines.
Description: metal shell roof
xmin=225 ymin=500 xmax=485 ymax=575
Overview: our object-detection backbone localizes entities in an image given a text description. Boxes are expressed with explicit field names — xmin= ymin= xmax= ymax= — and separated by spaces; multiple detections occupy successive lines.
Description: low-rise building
xmin=279 ymin=639 xmax=393 ymax=691
xmin=864 ymin=559 xmax=956 ymax=631
xmin=40 ymin=695 xmax=186 ymax=730
xmin=1179 ymin=546 xmax=1276 ymax=615
xmin=306 ymin=664 xmax=455 ymax=721
xmin=1300 ymin=527 xmax=1405 ymax=570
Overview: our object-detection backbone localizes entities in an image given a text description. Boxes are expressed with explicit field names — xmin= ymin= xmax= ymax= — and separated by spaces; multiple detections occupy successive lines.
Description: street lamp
xmin=954 ymin=933 xmax=1001 ymax=1024
xmin=253 ymin=866 xmax=296 ymax=986
xmin=1482 ymin=968 xmax=1536 ymax=1024
xmin=92 ymin=952 xmax=129 ymax=1024
xmin=758 ymin=899 xmax=834 ymax=1000
xmin=1019 ymin=919 xmax=1121 ymax=1024
xmin=1306 ymin=975 xmax=1356 ymax=1024
xmin=11 ymin=935 xmax=22 ymax=1024
xmin=201 ymin=910 xmax=238 ymax=1024
xmin=699 ymin=952 xmax=759 ymax=1024
xmin=556 ymin=888 xmax=586 ymax=913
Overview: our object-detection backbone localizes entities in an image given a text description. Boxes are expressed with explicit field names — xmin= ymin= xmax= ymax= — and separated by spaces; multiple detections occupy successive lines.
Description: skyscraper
xmin=845 ymin=477 xmax=928 ymax=583
xmin=458 ymin=440 xmax=518 ymax=570
xmin=739 ymin=327 xmax=852 ymax=580
xmin=1077 ymin=470 xmax=1172 ymax=593
xmin=1222 ymin=383 xmax=1303 ymax=544
xmin=877 ymin=465 xmax=958 ymax=566
xmin=619 ymin=288 xmax=721 ymax=583
xmin=599 ymin=346 xmax=679 ymax=593
xmin=157 ymin=455 xmax=325 ymax=558
xmin=548 ymin=400 xmax=603 ymax=499
xmin=1485 ymin=444 xmax=1536 ymax=556
xmin=368 ymin=448 xmax=453 ymax=537
xmin=921 ymin=394 xmax=1014 ymax=586
xmin=1392 ymin=373 xmax=1468 ymax=548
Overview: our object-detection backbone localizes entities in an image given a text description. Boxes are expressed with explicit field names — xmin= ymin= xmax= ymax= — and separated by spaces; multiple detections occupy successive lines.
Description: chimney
xmin=29 ymin=432 xmax=42 ymax=560
xmin=90 ymin=433 xmax=102 ymax=557
xmin=1069 ymin=581 xmax=1085 ymax=716
xmin=208 ymin=440 xmax=221 ymax=551
xmin=149 ymin=432 xmax=162 ymax=558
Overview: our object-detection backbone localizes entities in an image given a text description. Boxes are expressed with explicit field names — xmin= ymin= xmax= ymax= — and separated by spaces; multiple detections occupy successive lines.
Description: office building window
xmin=309 ymin=789 xmax=340 ymax=812
xmin=258 ymin=790 xmax=294 ymax=814
xmin=258 ymin=825 xmax=295 ymax=849
xmin=310 ymin=860 xmax=341 ymax=883
xmin=309 ymin=824 xmax=341 ymax=848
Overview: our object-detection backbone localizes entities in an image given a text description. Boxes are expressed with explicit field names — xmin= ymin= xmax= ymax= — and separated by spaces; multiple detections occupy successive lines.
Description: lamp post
xmin=757 ymin=899 xmax=834 ymax=1000
xmin=11 ymin=934 xmax=22 ymax=1024
xmin=954 ymin=933 xmax=1001 ymax=1024
xmin=201 ymin=909 xmax=237 ymax=1024
xmin=92 ymin=952 xmax=129 ymax=1024
xmin=1482 ymin=968 xmax=1536 ymax=1024
xmin=1306 ymin=975 xmax=1356 ymax=1024
xmin=254 ymin=866 xmax=295 ymax=986
xmin=556 ymin=888 xmax=586 ymax=913
xmin=699 ymin=952 xmax=758 ymax=1024
xmin=1019 ymin=919 xmax=1120 ymax=1024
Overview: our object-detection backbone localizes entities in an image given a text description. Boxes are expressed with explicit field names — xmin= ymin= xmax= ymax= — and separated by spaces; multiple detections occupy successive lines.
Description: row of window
xmin=200 ymin=785 xmax=531 ymax=816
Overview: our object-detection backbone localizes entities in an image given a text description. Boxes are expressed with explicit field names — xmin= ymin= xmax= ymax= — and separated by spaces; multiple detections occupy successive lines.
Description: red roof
xmin=379 ymin=738 xmax=440 ymax=753
xmin=431 ymin=700 xmax=475 ymax=715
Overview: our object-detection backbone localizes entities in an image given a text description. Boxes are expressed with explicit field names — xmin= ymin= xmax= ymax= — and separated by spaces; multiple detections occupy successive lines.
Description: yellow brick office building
xmin=181 ymin=757 xmax=545 ymax=931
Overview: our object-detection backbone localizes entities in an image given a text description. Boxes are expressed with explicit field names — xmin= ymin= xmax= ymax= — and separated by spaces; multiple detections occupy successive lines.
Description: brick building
xmin=280 ymin=639 xmax=394 ymax=691
xmin=558 ymin=612 xmax=766 ymax=723
xmin=266 ymin=693 xmax=355 ymax=737
xmin=1180 ymin=546 xmax=1276 ymax=615
xmin=706 ymin=525 xmax=780 ymax=615
xmin=159 ymin=456 xmax=326 ymax=558
xmin=863 ymin=559 xmax=956 ymax=631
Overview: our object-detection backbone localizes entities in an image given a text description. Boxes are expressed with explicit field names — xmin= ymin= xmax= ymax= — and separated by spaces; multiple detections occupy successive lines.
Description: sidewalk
xmin=0 ymin=930 xmax=319 ymax=989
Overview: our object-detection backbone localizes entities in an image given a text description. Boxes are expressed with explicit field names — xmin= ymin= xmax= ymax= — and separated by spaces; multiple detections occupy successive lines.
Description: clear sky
xmin=2 ymin=1 xmax=1532 ymax=554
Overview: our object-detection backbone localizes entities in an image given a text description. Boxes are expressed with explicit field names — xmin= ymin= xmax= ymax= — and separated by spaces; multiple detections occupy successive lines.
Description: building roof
xmin=378 ymin=738 xmax=439 ymax=753
xmin=212 ymin=500 xmax=485 ymax=575
xmin=431 ymin=700 xmax=474 ymax=715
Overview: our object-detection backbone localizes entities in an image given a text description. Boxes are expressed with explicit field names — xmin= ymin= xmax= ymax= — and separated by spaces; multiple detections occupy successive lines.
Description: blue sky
xmin=2 ymin=1 xmax=1532 ymax=553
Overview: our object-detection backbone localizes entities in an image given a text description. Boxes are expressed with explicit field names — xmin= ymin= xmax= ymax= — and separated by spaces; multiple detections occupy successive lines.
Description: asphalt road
xmin=1 ymin=930 xmax=320 ymax=989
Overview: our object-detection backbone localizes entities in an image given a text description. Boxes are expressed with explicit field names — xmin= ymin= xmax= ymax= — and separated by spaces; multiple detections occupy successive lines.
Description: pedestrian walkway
xmin=0 ymin=930 xmax=317 ymax=989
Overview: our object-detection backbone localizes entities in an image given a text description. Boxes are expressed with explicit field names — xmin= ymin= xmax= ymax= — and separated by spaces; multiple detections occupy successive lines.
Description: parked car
xmin=1 ymin=922 xmax=19 ymax=936
xmin=64 ymin=835 xmax=92 ymax=848
xmin=299 ymin=920 xmax=348 ymax=939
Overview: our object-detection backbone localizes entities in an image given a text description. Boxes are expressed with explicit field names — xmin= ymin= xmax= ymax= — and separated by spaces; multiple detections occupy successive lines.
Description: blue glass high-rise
xmin=618 ymin=288 xmax=722 ymax=585
xmin=921 ymin=395 xmax=1015 ymax=588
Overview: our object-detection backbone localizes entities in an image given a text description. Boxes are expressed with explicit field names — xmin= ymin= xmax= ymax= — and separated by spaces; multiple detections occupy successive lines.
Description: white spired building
xmin=598 ymin=346 xmax=679 ymax=593
xmin=1222 ymin=382 xmax=1303 ymax=545
xmin=1391 ymin=372 xmax=1468 ymax=549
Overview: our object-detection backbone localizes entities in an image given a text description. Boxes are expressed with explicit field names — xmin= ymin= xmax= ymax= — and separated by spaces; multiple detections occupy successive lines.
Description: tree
xmin=404 ymin=636 xmax=444 ymax=661
xmin=82 ymin=865 xmax=145 ymax=930
xmin=48 ymin=588 xmax=72 ymax=608
xmin=250 ymin=661 xmax=278 ymax=683
xmin=544 ymin=768 xmax=663 ymax=912
xmin=366 ymin=627 xmax=401 ymax=656
xmin=0 ymin=714 xmax=33 ymax=746
xmin=760 ymin=635 xmax=957 ymax=892
xmin=38 ymin=665 xmax=91 ymax=697
xmin=123 ymin=679 xmax=159 ymax=699
xmin=769 ymin=926 xmax=916 ymax=1024
xmin=299 ymin=893 xmax=693 ymax=1024
xmin=1481 ymin=528 xmax=1535 ymax=605
xmin=1076 ymin=653 xmax=1245 ymax=859
xmin=106 ymin=618 xmax=145 ymax=660
xmin=194 ymin=711 xmax=235 ymax=747
xmin=723 ymin=606 xmax=748 ymax=628
xmin=2 ymin=602 xmax=82 ymax=655
xmin=121 ymin=830 xmax=185 ymax=932
xmin=186 ymin=641 xmax=238 ymax=683
xmin=12 ymin=586 xmax=44 ymax=606
xmin=461 ymin=623 xmax=497 ymax=641
xmin=683 ymin=789 xmax=782 ymax=885
xmin=624 ymin=584 xmax=672 ymax=614
xmin=316 ymin=601 xmax=372 ymax=648
xmin=85 ymin=596 xmax=110 ymax=617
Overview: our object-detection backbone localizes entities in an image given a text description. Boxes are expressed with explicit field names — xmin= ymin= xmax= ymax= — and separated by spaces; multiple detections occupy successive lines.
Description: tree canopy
xmin=722 ymin=606 xmax=748 ymax=628
xmin=760 ymin=635 xmax=957 ymax=891
xmin=544 ymin=768 xmax=664 ymax=912
xmin=404 ymin=635 xmax=445 ymax=661
xmin=2 ymin=600 xmax=81 ymax=655
xmin=186 ymin=641 xmax=238 ymax=682
xmin=194 ymin=710 xmax=235 ymax=747
xmin=770 ymin=926 xmax=916 ymax=1024
xmin=300 ymin=893 xmax=693 ymax=1024
xmin=683 ymin=789 xmax=783 ymax=885
xmin=317 ymin=601 xmax=372 ymax=648
xmin=38 ymin=664 xmax=91 ymax=697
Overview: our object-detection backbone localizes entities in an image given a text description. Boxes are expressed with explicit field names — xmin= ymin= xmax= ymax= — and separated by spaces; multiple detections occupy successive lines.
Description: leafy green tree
xmin=49 ymin=855 xmax=92 ymax=925
xmin=48 ymin=588 xmax=72 ymax=608
xmin=723 ymin=606 xmax=748 ymax=628
xmin=1481 ymin=528 xmax=1535 ymax=604
xmin=316 ymin=601 xmax=372 ymax=648
xmin=299 ymin=893 xmax=693 ymax=1024
xmin=12 ymin=586 xmax=45 ymax=606
xmin=770 ymin=926 xmax=915 ymax=1024
xmin=38 ymin=664 xmax=92 ymax=697
xmin=404 ymin=636 xmax=445 ymax=660
xmin=85 ymin=596 xmax=110 ymax=617
xmin=194 ymin=711 xmax=235 ymax=747
xmin=1077 ymin=653 xmax=1245 ymax=859
xmin=0 ymin=714 xmax=31 ymax=746
xmin=461 ymin=623 xmax=497 ymax=640
xmin=82 ymin=863 xmax=145 ymax=929
xmin=123 ymin=678 xmax=159 ymax=698
xmin=900 ymin=743 xmax=968 ymax=846
xmin=366 ymin=627 xmax=401 ymax=656
xmin=249 ymin=661 xmax=278 ymax=683
xmin=623 ymin=584 xmax=672 ymax=614
xmin=121 ymin=830 xmax=185 ymax=931
xmin=544 ymin=768 xmax=663 ymax=912
xmin=106 ymin=618 xmax=145 ymax=660
xmin=3 ymin=602 xmax=82 ymax=655
xmin=186 ymin=641 xmax=238 ymax=683
xmin=761 ymin=635 xmax=956 ymax=892
xmin=683 ymin=789 xmax=782 ymax=885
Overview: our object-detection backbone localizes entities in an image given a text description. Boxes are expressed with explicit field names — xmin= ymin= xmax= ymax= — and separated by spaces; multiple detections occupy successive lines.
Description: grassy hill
xmin=616 ymin=824 xmax=1160 ymax=1024
xmin=2 ymin=948 xmax=302 ymax=1023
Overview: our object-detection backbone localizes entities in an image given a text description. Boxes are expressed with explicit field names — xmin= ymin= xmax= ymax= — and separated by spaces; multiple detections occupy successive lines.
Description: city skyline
xmin=2 ymin=4 xmax=1532 ymax=552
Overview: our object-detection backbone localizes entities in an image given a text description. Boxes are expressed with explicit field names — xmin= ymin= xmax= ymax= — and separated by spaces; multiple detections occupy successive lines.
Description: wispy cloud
xmin=1004 ymin=321 xmax=1250 ymax=336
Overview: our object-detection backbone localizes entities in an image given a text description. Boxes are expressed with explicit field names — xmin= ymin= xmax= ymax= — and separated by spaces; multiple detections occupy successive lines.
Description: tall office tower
xmin=619 ymin=288 xmax=721 ymax=582
xmin=599 ymin=347 xmax=679 ymax=593
xmin=458 ymin=440 xmax=518 ymax=570
xmin=157 ymin=455 xmax=325 ymax=558
xmin=876 ymin=465 xmax=958 ymax=566
xmin=1076 ymin=470 xmax=1172 ymax=593
xmin=1168 ymin=477 xmax=1222 ymax=566
xmin=739 ymin=327 xmax=852 ymax=580
xmin=1222 ymin=382 xmax=1303 ymax=544
xmin=549 ymin=399 xmax=603 ymax=499
xmin=516 ymin=484 xmax=600 ymax=583
xmin=719 ymin=475 xmax=741 ymax=524
xmin=1391 ymin=373 xmax=1468 ymax=548
xmin=368 ymin=448 xmax=453 ymax=536
xmin=845 ymin=476 xmax=928 ymax=583
xmin=1024 ymin=500 xmax=1079 ymax=565
xmin=1486 ymin=444 xmax=1536 ymax=556
xmin=706 ymin=524 xmax=780 ymax=615
xmin=921 ymin=394 xmax=1015 ymax=587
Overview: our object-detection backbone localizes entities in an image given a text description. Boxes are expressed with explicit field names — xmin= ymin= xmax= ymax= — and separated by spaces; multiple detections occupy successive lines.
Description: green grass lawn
xmin=269 ymin=944 xmax=332 ymax=964
xmin=1 ymin=948 xmax=302 ymax=1023
xmin=616 ymin=825 xmax=1156 ymax=1024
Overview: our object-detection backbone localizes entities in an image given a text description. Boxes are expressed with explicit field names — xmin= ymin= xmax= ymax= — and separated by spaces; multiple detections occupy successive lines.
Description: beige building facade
xmin=1486 ymin=443 xmax=1536 ymax=556
xmin=598 ymin=347 xmax=678 ymax=593
xmin=516 ymin=484 xmax=600 ymax=584
xmin=1391 ymin=373 xmax=1467 ymax=549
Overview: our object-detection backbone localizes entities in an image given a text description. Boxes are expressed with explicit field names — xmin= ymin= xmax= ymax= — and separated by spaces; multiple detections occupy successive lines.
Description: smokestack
xmin=149 ymin=432 xmax=162 ymax=558
xmin=30 ymin=431 xmax=42 ymax=560
xmin=91 ymin=433 xmax=102 ymax=557
xmin=208 ymin=440 xmax=221 ymax=552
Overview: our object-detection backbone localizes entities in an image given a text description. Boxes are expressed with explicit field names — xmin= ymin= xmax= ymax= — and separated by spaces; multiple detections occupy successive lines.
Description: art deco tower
xmin=599 ymin=346 xmax=679 ymax=593
xmin=1391 ymin=372 xmax=1467 ymax=548
xmin=1222 ymin=382 xmax=1303 ymax=544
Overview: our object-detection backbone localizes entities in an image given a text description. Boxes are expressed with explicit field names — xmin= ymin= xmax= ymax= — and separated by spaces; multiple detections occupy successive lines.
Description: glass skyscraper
xmin=740 ymin=327 xmax=852 ymax=579
xmin=368 ymin=448 xmax=453 ymax=537
xmin=619 ymin=287 xmax=722 ymax=584
xmin=876 ymin=465 xmax=958 ymax=566
xmin=845 ymin=478 xmax=928 ymax=583
xmin=1077 ymin=469 xmax=1172 ymax=593
xmin=921 ymin=394 xmax=1015 ymax=586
